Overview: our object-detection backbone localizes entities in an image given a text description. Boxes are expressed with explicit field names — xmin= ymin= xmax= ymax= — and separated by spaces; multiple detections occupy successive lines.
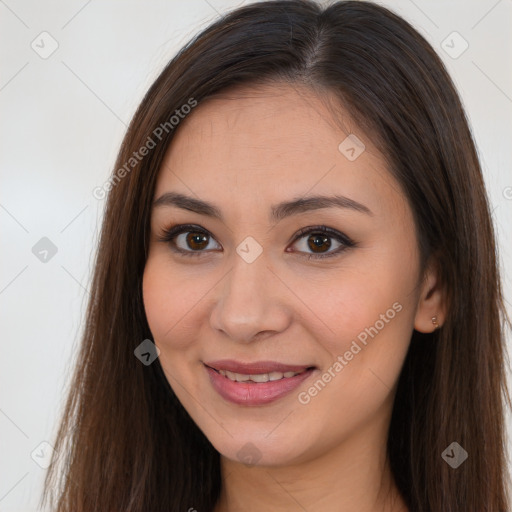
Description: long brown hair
xmin=41 ymin=1 xmax=511 ymax=510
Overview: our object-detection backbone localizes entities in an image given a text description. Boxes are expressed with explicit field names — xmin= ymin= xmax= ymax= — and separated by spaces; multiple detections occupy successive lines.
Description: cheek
xmin=316 ymin=293 xmax=411 ymax=395
xmin=142 ymin=257 xmax=199 ymax=353
xmin=309 ymin=247 xmax=418 ymax=390
xmin=294 ymin=277 xmax=414 ymax=449
xmin=142 ymin=258 xmax=206 ymax=401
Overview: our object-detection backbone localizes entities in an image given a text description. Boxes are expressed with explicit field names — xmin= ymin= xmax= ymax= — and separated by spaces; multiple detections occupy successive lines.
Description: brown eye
xmin=184 ymin=232 xmax=210 ymax=251
xmin=158 ymin=224 xmax=355 ymax=260
xmin=156 ymin=224 xmax=222 ymax=257
xmin=307 ymin=233 xmax=332 ymax=253
xmin=174 ymin=230 xmax=220 ymax=253
xmin=289 ymin=225 xmax=355 ymax=260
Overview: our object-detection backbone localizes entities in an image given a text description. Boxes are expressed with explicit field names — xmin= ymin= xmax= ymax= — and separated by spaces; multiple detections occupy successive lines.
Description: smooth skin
xmin=143 ymin=82 xmax=446 ymax=512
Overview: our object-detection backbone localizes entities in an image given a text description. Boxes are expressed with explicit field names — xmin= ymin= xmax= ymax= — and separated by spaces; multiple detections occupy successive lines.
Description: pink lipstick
xmin=204 ymin=360 xmax=316 ymax=406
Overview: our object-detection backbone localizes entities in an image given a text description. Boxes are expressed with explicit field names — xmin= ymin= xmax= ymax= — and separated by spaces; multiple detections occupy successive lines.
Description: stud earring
xmin=431 ymin=315 xmax=440 ymax=330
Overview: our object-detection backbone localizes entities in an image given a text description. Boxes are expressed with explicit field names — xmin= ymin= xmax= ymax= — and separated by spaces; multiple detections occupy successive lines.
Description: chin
xmin=205 ymin=428 xmax=310 ymax=467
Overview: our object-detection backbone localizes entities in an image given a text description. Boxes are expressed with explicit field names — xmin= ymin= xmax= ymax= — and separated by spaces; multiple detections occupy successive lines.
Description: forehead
xmin=154 ymin=83 xmax=403 ymax=218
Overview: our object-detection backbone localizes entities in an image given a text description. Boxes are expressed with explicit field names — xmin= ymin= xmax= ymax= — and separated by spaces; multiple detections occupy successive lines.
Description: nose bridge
xmin=210 ymin=244 xmax=290 ymax=342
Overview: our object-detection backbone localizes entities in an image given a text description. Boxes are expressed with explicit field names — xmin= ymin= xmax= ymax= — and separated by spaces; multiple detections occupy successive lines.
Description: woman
xmin=42 ymin=1 xmax=511 ymax=511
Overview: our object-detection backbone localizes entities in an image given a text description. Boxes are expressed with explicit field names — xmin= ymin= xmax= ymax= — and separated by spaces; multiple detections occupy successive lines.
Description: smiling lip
xmin=204 ymin=360 xmax=316 ymax=406
xmin=204 ymin=359 xmax=312 ymax=374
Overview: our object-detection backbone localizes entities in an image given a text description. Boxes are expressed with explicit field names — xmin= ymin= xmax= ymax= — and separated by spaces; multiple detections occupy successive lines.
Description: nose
xmin=209 ymin=252 xmax=292 ymax=343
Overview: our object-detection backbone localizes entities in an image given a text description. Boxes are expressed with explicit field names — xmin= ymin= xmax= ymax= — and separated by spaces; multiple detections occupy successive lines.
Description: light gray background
xmin=1 ymin=0 xmax=511 ymax=510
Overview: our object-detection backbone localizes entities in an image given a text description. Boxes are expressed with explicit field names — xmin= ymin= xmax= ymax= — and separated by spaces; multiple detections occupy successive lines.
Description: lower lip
xmin=205 ymin=365 xmax=315 ymax=406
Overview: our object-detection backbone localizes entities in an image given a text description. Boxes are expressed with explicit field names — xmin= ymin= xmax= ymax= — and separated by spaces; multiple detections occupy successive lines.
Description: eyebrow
xmin=152 ymin=191 xmax=373 ymax=221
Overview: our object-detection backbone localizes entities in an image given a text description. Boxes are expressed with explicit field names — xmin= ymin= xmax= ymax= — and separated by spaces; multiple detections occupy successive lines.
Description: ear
xmin=414 ymin=257 xmax=447 ymax=333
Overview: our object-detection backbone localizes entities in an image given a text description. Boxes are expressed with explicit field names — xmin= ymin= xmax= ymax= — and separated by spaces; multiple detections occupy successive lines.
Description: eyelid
xmin=156 ymin=223 xmax=356 ymax=259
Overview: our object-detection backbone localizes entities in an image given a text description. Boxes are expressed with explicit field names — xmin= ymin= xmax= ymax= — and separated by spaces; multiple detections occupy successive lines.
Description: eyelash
xmin=156 ymin=224 xmax=356 ymax=260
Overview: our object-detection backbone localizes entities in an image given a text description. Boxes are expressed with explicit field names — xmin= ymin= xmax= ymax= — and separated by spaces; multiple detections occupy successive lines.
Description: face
xmin=143 ymin=83 xmax=427 ymax=467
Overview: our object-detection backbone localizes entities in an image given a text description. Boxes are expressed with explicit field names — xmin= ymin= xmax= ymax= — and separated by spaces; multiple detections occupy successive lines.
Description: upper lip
xmin=204 ymin=359 xmax=314 ymax=374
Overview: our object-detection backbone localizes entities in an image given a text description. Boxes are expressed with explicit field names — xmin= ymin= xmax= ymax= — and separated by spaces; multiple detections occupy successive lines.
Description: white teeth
xmin=217 ymin=368 xmax=307 ymax=382
xmin=250 ymin=373 xmax=269 ymax=383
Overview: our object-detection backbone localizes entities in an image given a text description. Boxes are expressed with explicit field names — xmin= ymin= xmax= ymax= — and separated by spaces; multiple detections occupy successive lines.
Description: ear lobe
xmin=414 ymin=258 xmax=446 ymax=333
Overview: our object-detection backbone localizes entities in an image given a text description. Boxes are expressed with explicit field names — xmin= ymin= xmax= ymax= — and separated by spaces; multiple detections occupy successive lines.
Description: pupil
xmin=187 ymin=232 xmax=208 ymax=250
xmin=308 ymin=234 xmax=330 ymax=252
